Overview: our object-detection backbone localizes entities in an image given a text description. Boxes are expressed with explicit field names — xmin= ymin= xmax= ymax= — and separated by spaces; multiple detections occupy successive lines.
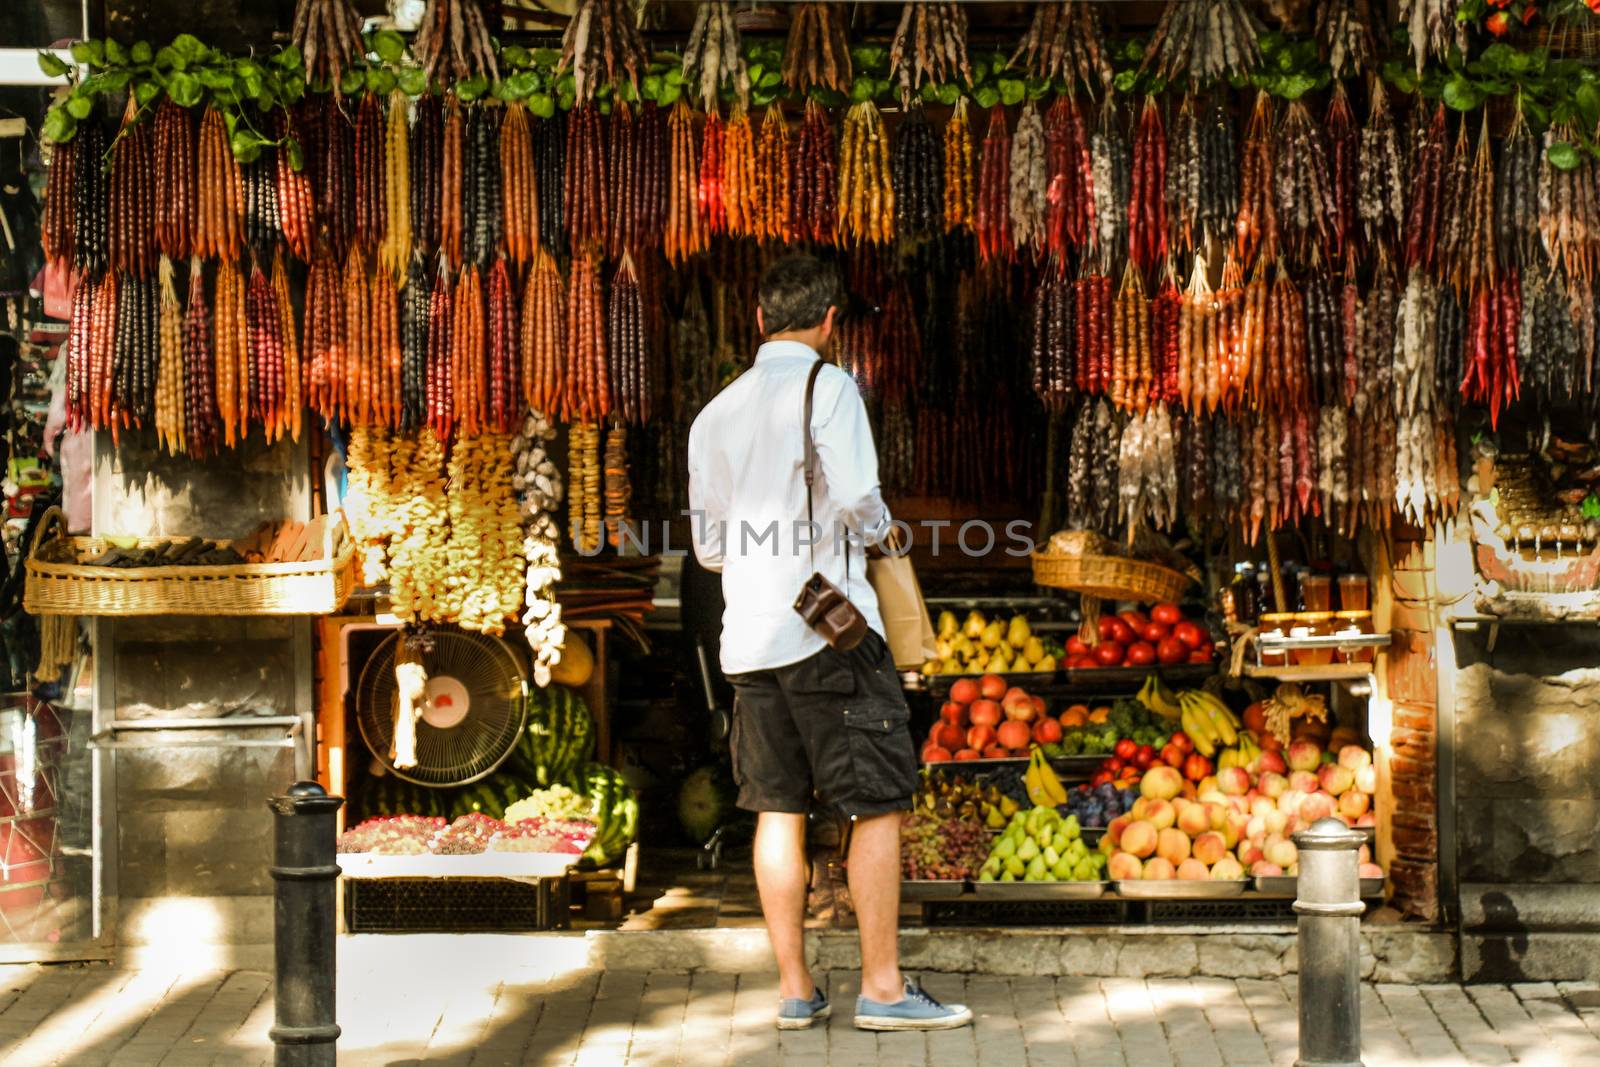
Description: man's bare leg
xmin=848 ymin=811 xmax=904 ymax=1003
xmin=754 ymin=811 xmax=815 ymax=1001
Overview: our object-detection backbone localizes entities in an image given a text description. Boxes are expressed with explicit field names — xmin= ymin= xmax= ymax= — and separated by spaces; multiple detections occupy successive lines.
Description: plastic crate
xmin=921 ymin=898 xmax=1130 ymax=927
xmin=343 ymin=876 xmax=570 ymax=932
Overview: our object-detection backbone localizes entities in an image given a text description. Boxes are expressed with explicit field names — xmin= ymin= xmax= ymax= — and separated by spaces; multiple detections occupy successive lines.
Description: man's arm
xmin=811 ymin=367 xmax=892 ymax=546
xmin=686 ymin=419 xmax=728 ymax=573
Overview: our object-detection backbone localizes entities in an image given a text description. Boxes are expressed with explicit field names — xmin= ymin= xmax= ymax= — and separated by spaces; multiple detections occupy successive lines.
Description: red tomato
xmin=1183 ymin=753 xmax=1213 ymax=782
xmin=1118 ymin=610 xmax=1150 ymax=631
xmin=1173 ymin=621 xmax=1207 ymax=650
xmin=1114 ymin=738 xmax=1137 ymax=761
xmin=1187 ymin=650 xmax=1211 ymax=663
xmin=1151 ymin=602 xmax=1183 ymax=626
xmin=1091 ymin=771 xmax=1113 ymax=788
xmin=1188 ymin=638 xmax=1214 ymax=659
xmin=1171 ymin=731 xmax=1194 ymax=754
xmin=1105 ymin=618 xmax=1135 ymax=644
xmin=1104 ymin=756 xmax=1124 ymax=773
xmin=1069 ymin=654 xmax=1098 ymax=670
xmin=1141 ymin=622 xmax=1170 ymax=644
xmin=1065 ymin=635 xmax=1089 ymax=657
xmin=1156 ymin=637 xmax=1188 ymax=665
xmin=1125 ymin=641 xmax=1156 ymax=666
xmin=1160 ymin=742 xmax=1184 ymax=767
xmin=1093 ymin=641 xmax=1126 ymax=667
xmin=1133 ymin=744 xmax=1156 ymax=770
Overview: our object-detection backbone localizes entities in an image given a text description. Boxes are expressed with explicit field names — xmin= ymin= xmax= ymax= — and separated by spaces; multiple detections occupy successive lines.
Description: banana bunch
xmin=1217 ymin=731 xmax=1263 ymax=771
xmin=1024 ymin=749 xmax=1068 ymax=807
xmin=1177 ymin=689 xmax=1241 ymax=758
xmin=1136 ymin=675 xmax=1183 ymax=722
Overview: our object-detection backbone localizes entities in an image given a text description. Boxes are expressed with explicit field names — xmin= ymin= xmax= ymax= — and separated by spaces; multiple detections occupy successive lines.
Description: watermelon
xmin=575 ymin=761 xmax=638 ymax=865
xmin=677 ymin=765 xmax=736 ymax=843
xmin=515 ymin=685 xmax=594 ymax=787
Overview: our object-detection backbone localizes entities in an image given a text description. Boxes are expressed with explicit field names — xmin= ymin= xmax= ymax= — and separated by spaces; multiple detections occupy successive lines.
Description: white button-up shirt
xmin=687 ymin=340 xmax=892 ymax=674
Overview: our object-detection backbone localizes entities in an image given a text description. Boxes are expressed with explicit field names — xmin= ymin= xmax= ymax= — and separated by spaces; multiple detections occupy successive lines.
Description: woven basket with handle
xmin=23 ymin=507 xmax=357 ymax=617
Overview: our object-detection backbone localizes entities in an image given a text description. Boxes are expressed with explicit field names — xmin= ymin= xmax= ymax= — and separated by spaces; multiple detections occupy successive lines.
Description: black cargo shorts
xmin=724 ymin=629 xmax=918 ymax=818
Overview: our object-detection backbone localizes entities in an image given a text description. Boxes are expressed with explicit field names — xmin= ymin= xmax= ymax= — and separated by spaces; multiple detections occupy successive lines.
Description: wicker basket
xmin=23 ymin=508 xmax=357 ymax=617
xmin=1032 ymin=551 xmax=1191 ymax=604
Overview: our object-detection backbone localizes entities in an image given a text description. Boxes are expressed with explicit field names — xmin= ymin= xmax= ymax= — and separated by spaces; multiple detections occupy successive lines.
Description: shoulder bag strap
xmin=801 ymin=359 xmax=825 ymax=571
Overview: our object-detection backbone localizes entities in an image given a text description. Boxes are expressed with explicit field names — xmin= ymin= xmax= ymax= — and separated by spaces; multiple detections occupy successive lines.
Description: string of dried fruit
xmin=665 ymin=101 xmax=706 ymax=262
xmin=1011 ymin=1 xmax=1112 ymax=92
xmin=1111 ymin=266 xmax=1152 ymax=412
xmin=569 ymin=422 xmax=602 ymax=552
xmin=401 ymin=256 xmax=430 ymax=430
xmin=1357 ymin=81 xmax=1406 ymax=255
xmin=1394 ymin=268 xmax=1440 ymax=418
xmin=1434 ymin=121 xmax=1472 ymax=286
xmin=564 ymin=103 xmax=608 ymax=253
xmin=440 ymin=94 xmax=465 ymax=268
xmin=890 ymin=103 xmax=941 ymax=244
xmin=1089 ymin=398 xmax=1121 ymax=535
xmin=499 ymin=102 xmax=537 ymax=268
xmin=353 ymin=93 xmax=387 ymax=256
xmin=487 ymin=258 xmax=519 ymax=433
xmin=245 ymin=264 xmax=285 ymax=435
xmin=1235 ymin=92 xmax=1276 ymax=268
xmin=71 ymin=116 xmax=108 ymax=275
xmin=782 ymin=2 xmax=852 ymax=94
xmin=1029 ymin=270 xmax=1075 ymax=412
xmin=71 ymin=271 xmax=111 ymax=429
xmin=1402 ymin=0 xmax=1467 ymax=78
xmin=791 ymin=100 xmax=837 ymax=245
xmin=607 ymin=255 xmax=648 ymax=425
xmin=465 ymin=105 xmax=502 ymax=267
xmin=1166 ymin=97 xmax=1203 ymax=259
xmin=682 ymin=0 xmax=748 ymax=111
xmin=560 ymin=0 xmax=645 ymax=104
xmin=512 ymin=411 xmax=565 ymax=685
xmin=1214 ymin=275 xmax=1245 ymax=412
xmin=305 ymin=257 xmax=345 ymax=423
xmin=835 ymin=103 xmax=893 ymax=246
xmin=194 ymin=108 xmax=241 ymax=260
xmin=410 ymin=93 xmax=443 ymax=261
xmin=1043 ymin=96 xmax=1092 ymax=257
xmin=602 ymin=420 xmax=631 ymax=548
xmin=889 ymin=1 xmax=972 ymax=93
xmin=1519 ymin=270 xmax=1583 ymax=405
xmin=1269 ymin=267 xmax=1311 ymax=414
xmin=415 ymin=0 xmax=499 ymax=85
xmin=273 ymin=254 xmax=303 ymax=440
xmin=342 ymin=249 xmax=369 ymax=426
xmin=1143 ymin=0 xmax=1262 ymax=84
xmin=111 ymin=272 xmax=156 ymax=431
xmin=1460 ymin=270 xmax=1521 ymax=428
xmin=242 ymin=157 xmax=280 ymax=266
xmin=1454 ymin=115 xmax=1497 ymax=297
xmin=1495 ymin=110 xmax=1539 ymax=272
xmin=275 ymin=109 xmax=315 ymax=263
xmin=371 ymin=258 xmax=402 ymax=429
xmin=604 ymin=99 xmax=637 ymax=257
xmin=1432 ymin=280 xmax=1466 ymax=408
xmin=1323 ymin=87 xmax=1358 ymax=261
xmin=699 ymin=108 xmax=727 ymax=236
xmin=1394 ymin=405 xmax=1440 ymax=527
xmin=183 ymin=258 xmax=221 ymax=457
xmin=42 ymin=136 xmax=75 ymax=268
xmin=213 ymin=258 xmax=245 ymax=446
xmin=109 ymin=98 xmax=155 ymax=279
xmin=155 ymin=256 xmax=186 ymax=454
xmin=1065 ymin=397 xmax=1095 ymax=527
xmin=320 ymin=96 xmax=356 ymax=259
xmin=1354 ymin=269 xmax=1398 ymax=422
xmin=1175 ymin=257 xmax=1208 ymax=410
xmin=1128 ymin=97 xmax=1167 ymax=275
xmin=1118 ymin=403 xmax=1178 ymax=534
xmin=722 ymin=105 xmax=760 ymax=239
xmin=291 ymin=0 xmax=364 ymax=91
xmin=755 ymin=105 xmax=792 ymax=243
xmin=379 ymin=91 xmax=413 ymax=280
xmin=1008 ymin=102 xmax=1047 ymax=256
xmin=567 ymin=252 xmax=608 ymax=422
xmin=443 ymin=432 xmax=525 ymax=633
xmin=942 ymin=98 xmax=975 ymax=235
xmin=1275 ymin=101 xmax=1335 ymax=264
xmin=533 ymin=110 xmax=567 ymax=258
xmin=425 ymin=262 xmax=455 ymax=439
xmin=1403 ymin=103 xmax=1447 ymax=277
xmin=1090 ymin=99 xmax=1129 ymax=268
xmin=450 ymin=264 xmax=486 ymax=436
xmin=521 ymin=249 xmax=566 ymax=417
xmin=975 ymin=107 xmax=1011 ymax=262
xmin=1539 ymin=120 xmax=1600 ymax=285
xmin=636 ymin=103 xmax=668 ymax=247
xmin=1316 ymin=405 xmax=1349 ymax=531
xmin=1305 ymin=273 xmax=1344 ymax=409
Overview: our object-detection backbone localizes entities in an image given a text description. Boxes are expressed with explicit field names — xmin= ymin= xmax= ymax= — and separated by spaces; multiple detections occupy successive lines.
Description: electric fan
xmin=355 ymin=629 xmax=528 ymax=786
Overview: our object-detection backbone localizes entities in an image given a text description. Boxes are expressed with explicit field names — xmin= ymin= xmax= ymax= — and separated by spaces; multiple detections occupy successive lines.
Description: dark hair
xmin=758 ymin=254 xmax=840 ymax=336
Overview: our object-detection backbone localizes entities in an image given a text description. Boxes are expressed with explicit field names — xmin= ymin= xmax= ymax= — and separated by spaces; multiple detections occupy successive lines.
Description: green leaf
xmin=642 ymin=73 xmax=662 ymax=99
xmin=367 ymin=67 xmax=396 ymax=95
xmin=155 ymin=46 xmax=179 ymax=70
xmin=502 ymin=45 xmax=531 ymax=69
xmin=656 ymin=84 xmax=680 ymax=107
xmin=1583 ymin=493 xmax=1600 ymax=521
xmin=131 ymin=41 xmax=151 ymax=64
xmin=1278 ymin=72 xmax=1318 ymax=101
xmin=42 ymin=107 xmax=76 ymax=143
xmin=751 ymin=87 xmax=778 ymax=108
xmin=848 ymin=76 xmax=874 ymax=103
xmin=37 ymin=52 xmax=70 ymax=78
xmin=850 ymin=45 xmax=887 ymax=71
xmin=273 ymin=44 xmax=303 ymax=71
xmin=102 ymin=70 xmax=131 ymax=92
xmin=171 ymin=34 xmax=206 ymax=63
xmin=371 ymin=29 xmax=406 ymax=65
xmin=974 ymin=84 xmax=1000 ymax=109
xmin=285 ymin=135 xmax=305 ymax=171
xmin=69 ymin=41 xmax=94 ymax=66
xmin=135 ymin=80 xmax=161 ymax=106
xmin=1578 ymin=83 xmax=1600 ymax=132
xmin=936 ymin=82 xmax=960 ymax=106
xmin=747 ymin=62 xmax=764 ymax=85
xmin=557 ymin=72 xmax=575 ymax=94
xmin=1113 ymin=69 xmax=1137 ymax=94
xmin=212 ymin=85 xmax=237 ymax=108
xmin=167 ymin=70 xmax=202 ymax=108
xmin=280 ymin=76 xmax=305 ymax=105
xmin=558 ymin=89 xmax=576 ymax=111
xmin=198 ymin=67 xmax=234 ymax=90
xmin=618 ymin=79 xmax=637 ymax=102
xmin=759 ymin=70 xmax=781 ymax=90
xmin=529 ymin=92 xmax=555 ymax=118
xmin=457 ymin=73 xmax=489 ymax=102
xmin=665 ymin=67 xmax=684 ymax=87
xmin=105 ymin=39 xmax=127 ymax=65
xmin=397 ymin=67 xmax=428 ymax=96
xmin=998 ymin=78 xmax=1024 ymax=106
xmin=532 ymin=48 xmax=562 ymax=67
xmin=65 ymin=92 xmax=93 ymax=120
xmin=505 ymin=71 xmax=538 ymax=99
xmin=339 ymin=68 xmax=365 ymax=96
xmin=1441 ymin=76 xmax=1483 ymax=111
xmin=1547 ymin=140 xmax=1583 ymax=171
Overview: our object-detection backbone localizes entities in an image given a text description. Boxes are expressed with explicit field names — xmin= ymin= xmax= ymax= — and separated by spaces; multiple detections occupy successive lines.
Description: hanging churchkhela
xmin=756 ymin=105 xmax=792 ymax=243
xmin=975 ymin=107 xmax=1011 ymax=262
xmin=1143 ymin=0 xmax=1262 ymax=84
xmin=1008 ymin=101 xmax=1047 ymax=256
xmin=943 ymin=98 xmax=975 ymax=235
xmin=888 ymin=1 xmax=972 ymax=93
xmin=1044 ymin=95 xmax=1092 ymax=257
xmin=791 ymin=100 xmax=838 ymax=245
xmin=782 ymin=2 xmax=852 ymax=94
xmin=560 ymin=0 xmax=646 ymax=104
xmin=665 ymin=100 xmax=706 ymax=263
xmin=837 ymin=102 xmax=895 ymax=246
xmin=1011 ymin=1 xmax=1113 ymax=92
xmin=291 ymin=0 xmax=365 ymax=90
xmin=681 ymin=0 xmax=747 ymax=111
xmin=1090 ymin=99 xmax=1129 ymax=268
xmin=1127 ymin=97 xmax=1167 ymax=275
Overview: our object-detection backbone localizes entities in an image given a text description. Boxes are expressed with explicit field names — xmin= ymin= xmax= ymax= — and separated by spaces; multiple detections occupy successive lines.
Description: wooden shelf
xmin=1241 ymin=662 xmax=1375 ymax=684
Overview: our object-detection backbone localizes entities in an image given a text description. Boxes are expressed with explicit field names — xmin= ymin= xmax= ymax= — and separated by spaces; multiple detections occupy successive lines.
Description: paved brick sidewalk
xmin=2 ymin=961 xmax=1598 ymax=1066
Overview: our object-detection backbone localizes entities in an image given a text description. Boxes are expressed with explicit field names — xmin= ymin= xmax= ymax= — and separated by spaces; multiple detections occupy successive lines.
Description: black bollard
xmin=269 ymin=781 xmax=344 ymax=1067
xmin=1292 ymin=816 xmax=1367 ymax=1067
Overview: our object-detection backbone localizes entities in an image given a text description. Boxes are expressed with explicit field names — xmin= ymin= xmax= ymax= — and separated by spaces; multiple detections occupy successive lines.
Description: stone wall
xmin=1453 ymin=625 xmax=1600 ymax=981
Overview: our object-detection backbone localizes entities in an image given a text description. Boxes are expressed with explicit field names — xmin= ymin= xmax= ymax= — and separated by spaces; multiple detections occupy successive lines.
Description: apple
xmin=1355 ymin=765 xmax=1377 ymax=795
xmin=966 ymin=724 xmax=996 ymax=751
xmin=935 ymin=723 xmax=966 ymax=752
xmin=921 ymin=744 xmax=952 ymax=763
xmin=1338 ymin=745 xmax=1372 ymax=771
xmin=1106 ymin=814 xmax=1132 ymax=848
xmin=1264 ymin=809 xmax=1289 ymax=837
xmin=1318 ymin=764 xmax=1356 ymax=796
xmin=1256 ymin=751 xmax=1287 ymax=776
xmin=1191 ymin=832 xmax=1228 ymax=866
xmin=1259 ymin=772 xmax=1288 ymax=799
xmin=1238 ymin=840 xmax=1266 ymax=867
xmin=1251 ymin=796 xmax=1277 ymax=820
xmin=1288 ymin=740 xmax=1324 ymax=773
xmin=1177 ymin=858 xmax=1210 ymax=880
xmin=997 ymin=720 xmax=1031 ymax=750
xmin=1209 ymin=856 xmax=1245 ymax=881
xmin=1002 ymin=688 xmax=1036 ymax=722
xmin=1144 ymin=799 xmax=1177 ymax=831
xmin=1288 ymin=770 xmax=1320 ymax=795
xmin=983 ymin=744 xmax=1010 ymax=759
xmin=1223 ymin=812 xmax=1250 ymax=849
xmin=1217 ymin=767 xmax=1251 ymax=796
xmin=1143 ymin=856 xmax=1176 ymax=880
xmin=939 ymin=701 xmax=966 ymax=726
xmin=969 ymin=700 xmax=1002 ymax=728
xmin=1204 ymin=802 xmax=1228 ymax=832
xmin=1108 ymin=852 xmax=1144 ymax=880
xmin=1140 ymin=766 xmax=1183 ymax=800
xmin=1177 ymin=804 xmax=1211 ymax=837
xmin=1338 ymin=790 xmax=1370 ymax=818
xmin=1356 ymin=812 xmax=1376 ymax=828
xmin=1160 ymin=742 xmax=1184 ymax=768
xmin=1156 ymin=637 xmax=1189 ymax=665
xmin=1121 ymin=820 xmax=1158 ymax=859
xmin=1251 ymin=861 xmax=1284 ymax=877
xmin=979 ymin=674 xmax=1008 ymax=701
xmin=1298 ymin=792 xmax=1337 ymax=824
xmin=955 ymin=748 xmax=980 ymax=760
xmin=1032 ymin=718 xmax=1063 ymax=745
xmin=949 ymin=678 xmax=979 ymax=705
xmin=1359 ymin=862 xmax=1384 ymax=879
xmin=1265 ymin=836 xmax=1299 ymax=870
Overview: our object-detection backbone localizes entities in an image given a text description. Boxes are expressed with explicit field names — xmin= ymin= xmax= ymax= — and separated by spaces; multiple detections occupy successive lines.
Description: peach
xmin=935 ymin=723 xmax=966 ymax=752
xmin=1217 ymin=767 xmax=1251 ymax=797
xmin=1156 ymin=826 xmax=1192 ymax=865
xmin=978 ymin=674 xmax=1007 ymax=700
xmin=1255 ymin=750 xmax=1287 ymax=776
xmin=1130 ymin=797 xmax=1151 ymax=821
xmin=1358 ymin=844 xmax=1371 ymax=864
xmin=939 ymin=701 xmax=966 ymax=725
xmin=1246 ymin=815 xmax=1268 ymax=841
xmin=1192 ymin=831 xmax=1228 ymax=866
xmin=1355 ymin=765 xmax=1377 ymax=795
xmin=1264 ymin=809 xmax=1289 ymax=837
xmin=1139 ymin=766 xmax=1183 ymax=801
xmin=1237 ymin=840 xmax=1265 ymax=867
xmin=1288 ymin=740 xmax=1323 ymax=773
xmin=1143 ymin=857 xmax=1176 ymax=880
xmin=1198 ymin=787 xmax=1227 ymax=807
xmin=996 ymin=720 xmax=1032 ymax=751
xmin=1223 ymin=812 xmax=1250 ymax=849
xmin=968 ymin=700 xmax=1002 ymax=728
xmin=1108 ymin=851 xmax=1144 ymax=880
xmin=1251 ymin=796 xmax=1278 ymax=820
xmin=966 ymin=724 xmax=996 ymax=751
xmin=1288 ymin=770 xmax=1320 ymax=794
xmin=1177 ymin=858 xmax=1210 ymax=880
xmin=1002 ymin=688 xmax=1036 ymax=723
xmin=1278 ymin=790 xmax=1304 ymax=816
xmin=1177 ymin=804 xmax=1211 ymax=837
xmin=1250 ymin=860 xmax=1284 ymax=877
xmin=1356 ymin=812 xmax=1376 ymax=828
xmin=1338 ymin=745 xmax=1372 ymax=771
xmin=1144 ymin=799 xmax=1177 ymax=831
xmin=1209 ymin=856 xmax=1245 ymax=881
xmin=1265 ymin=837 xmax=1298 ymax=870
xmin=1338 ymin=790 xmax=1370 ymax=819
xmin=1121 ymin=820 xmax=1158 ymax=859
xmin=949 ymin=678 xmax=980 ymax=705
xmin=1106 ymin=814 xmax=1132 ymax=848
xmin=1299 ymin=792 xmax=1336 ymax=824
xmin=1358 ymin=862 xmax=1384 ymax=879
xmin=1206 ymin=802 xmax=1229 ymax=832
xmin=1172 ymin=796 xmax=1193 ymax=815
xmin=1198 ymin=777 xmax=1221 ymax=798
xmin=1318 ymin=763 xmax=1356 ymax=796
xmin=1259 ymin=771 xmax=1288 ymax=799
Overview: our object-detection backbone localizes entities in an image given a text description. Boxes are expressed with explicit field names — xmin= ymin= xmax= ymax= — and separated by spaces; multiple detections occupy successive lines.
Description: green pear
xmin=999 ymin=868 xmax=1016 ymax=882
xmin=1043 ymin=846 xmax=1061 ymax=869
xmin=1072 ymin=859 xmax=1096 ymax=881
xmin=1017 ymin=837 xmax=1040 ymax=863
xmin=1061 ymin=814 xmax=1081 ymax=840
xmin=1068 ymin=840 xmax=1088 ymax=862
xmin=985 ymin=806 xmax=1006 ymax=829
xmin=979 ymin=868 xmax=996 ymax=882
xmin=981 ymin=857 xmax=1001 ymax=877
xmin=1091 ymin=852 xmax=1108 ymax=871
xmin=1051 ymin=831 xmax=1070 ymax=854
xmin=1041 ymin=870 xmax=1058 ymax=882
xmin=1052 ymin=857 xmax=1075 ymax=880
xmin=994 ymin=836 xmax=1017 ymax=860
xmin=1025 ymin=855 xmax=1048 ymax=881
xmin=1005 ymin=855 xmax=1026 ymax=877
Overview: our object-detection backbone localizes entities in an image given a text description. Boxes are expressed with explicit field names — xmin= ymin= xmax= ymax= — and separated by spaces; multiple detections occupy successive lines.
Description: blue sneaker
xmin=777 ymin=986 xmax=831 ymax=1030
xmin=853 ymin=977 xmax=973 ymax=1031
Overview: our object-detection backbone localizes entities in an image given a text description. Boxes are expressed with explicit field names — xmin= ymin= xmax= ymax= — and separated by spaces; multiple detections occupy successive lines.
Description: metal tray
xmin=901 ymin=879 xmax=970 ymax=900
xmin=972 ymin=880 xmax=1108 ymax=900
xmin=1113 ymin=879 xmax=1247 ymax=899
xmin=1253 ymin=876 xmax=1386 ymax=898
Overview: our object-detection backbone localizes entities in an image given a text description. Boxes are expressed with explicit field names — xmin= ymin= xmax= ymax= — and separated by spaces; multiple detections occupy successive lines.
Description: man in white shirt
xmin=688 ymin=255 xmax=971 ymax=1033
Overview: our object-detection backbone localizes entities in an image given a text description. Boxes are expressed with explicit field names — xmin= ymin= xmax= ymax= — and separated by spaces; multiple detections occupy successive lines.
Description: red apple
xmin=1287 ymin=740 xmax=1323 ymax=774
xmin=1173 ymin=621 xmax=1207 ymax=650
xmin=1126 ymin=641 xmax=1157 ymax=666
xmin=997 ymin=720 xmax=1032 ymax=751
xmin=1065 ymin=636 xmax=1089 ymax=657
xmin=1094 ymin=641 xmax=1126 ymax=667
xmin=969 ymin=700 xmax=1002 ymax=728
xmin=1255 ymin=750 xmax=1287 ymax=776
xmin=921 ymin=743 xmax=951 ymax=763
xmin=1151 ymin=603 xmax=1182 ymax=626
xmin=935 ymin=723 xmax=966 ymax=752
xmin=979 ymin=674 xmax=1007 ymax=701
xmin=982 ymin=744 xmax=1010 ymax=759
xmin=1161 ymin=742 xmax=1184 ymax=768
xmin=1156 ymin=637 xmax=1188 ymax=665
xmin=1141 ymin=622 xmax=1171 ymax=644
xmin=1033 ymin=718 xmax=1063 ymax=745
xmin=954 ymin=748 xmax=981 ymax=761
xmin=939 ymin=701 xmax=966 ymax=726
xmin=949 ymin=678 xmax=980 ymax=705
xmin=967 ymin=724 xmax=996 ymax=751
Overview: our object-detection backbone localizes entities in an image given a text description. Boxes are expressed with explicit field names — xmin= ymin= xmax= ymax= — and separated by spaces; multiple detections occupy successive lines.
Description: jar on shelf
xmin=1257 ymin=613 xmax=1295 ymax=666
xmin=1300 ymin=574 xmax=1333 ymax=613
xmin=1337 ymin=574 xmax=1370 ymax=612
xmin=1335 ymin=610 xmax=1374 ymax=663
xmin=1291 ymin=612 xmax=1336 ymax=666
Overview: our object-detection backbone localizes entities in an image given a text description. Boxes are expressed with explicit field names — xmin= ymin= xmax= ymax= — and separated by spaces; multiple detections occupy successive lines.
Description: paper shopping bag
xmin=867 ymin=552 xmax=938 ymax=669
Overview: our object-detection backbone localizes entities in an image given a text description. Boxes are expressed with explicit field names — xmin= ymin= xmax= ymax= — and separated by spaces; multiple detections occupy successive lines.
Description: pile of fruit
xmin=913 ymin=770 xmax=1022 ymax=832
xmin=431 ymin=813 xmax=506 ymax=855
xmin=978 ymin=806 xmax=1107 ymax=884
xmin=900 ymin=809 xmax=992 ymax=882
xmin=922 ymin=610 xmax=1060 ymax=675
xmin=1042 ymin=697 xmax=1174 ymax=759
xmin=1061 ymin=781 xmax=1138 ymax=830
xmin=506 ymin=761 xmax=638 ymax=865
xmin=1063 ymin=604 xmax=1215 ymax=669
xmin=337 ymin=814 xmax=446 ymax=854
xmin=490 ymin=817 xmax=595 ymax=854
xmin=921 ymin=674 xmax=1048 ymax=762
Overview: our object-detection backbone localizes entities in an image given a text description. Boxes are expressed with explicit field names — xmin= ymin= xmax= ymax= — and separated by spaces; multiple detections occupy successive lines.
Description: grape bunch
xmin=504 ymin=784 xmax=591 ymax=824
xmin=1060 ymin=782 xmax=1136 ymax=829
xmin=431 ymin=813 xmax=506 ymax=855
xmin=900 ymin=811 xmax=990 ymax=881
